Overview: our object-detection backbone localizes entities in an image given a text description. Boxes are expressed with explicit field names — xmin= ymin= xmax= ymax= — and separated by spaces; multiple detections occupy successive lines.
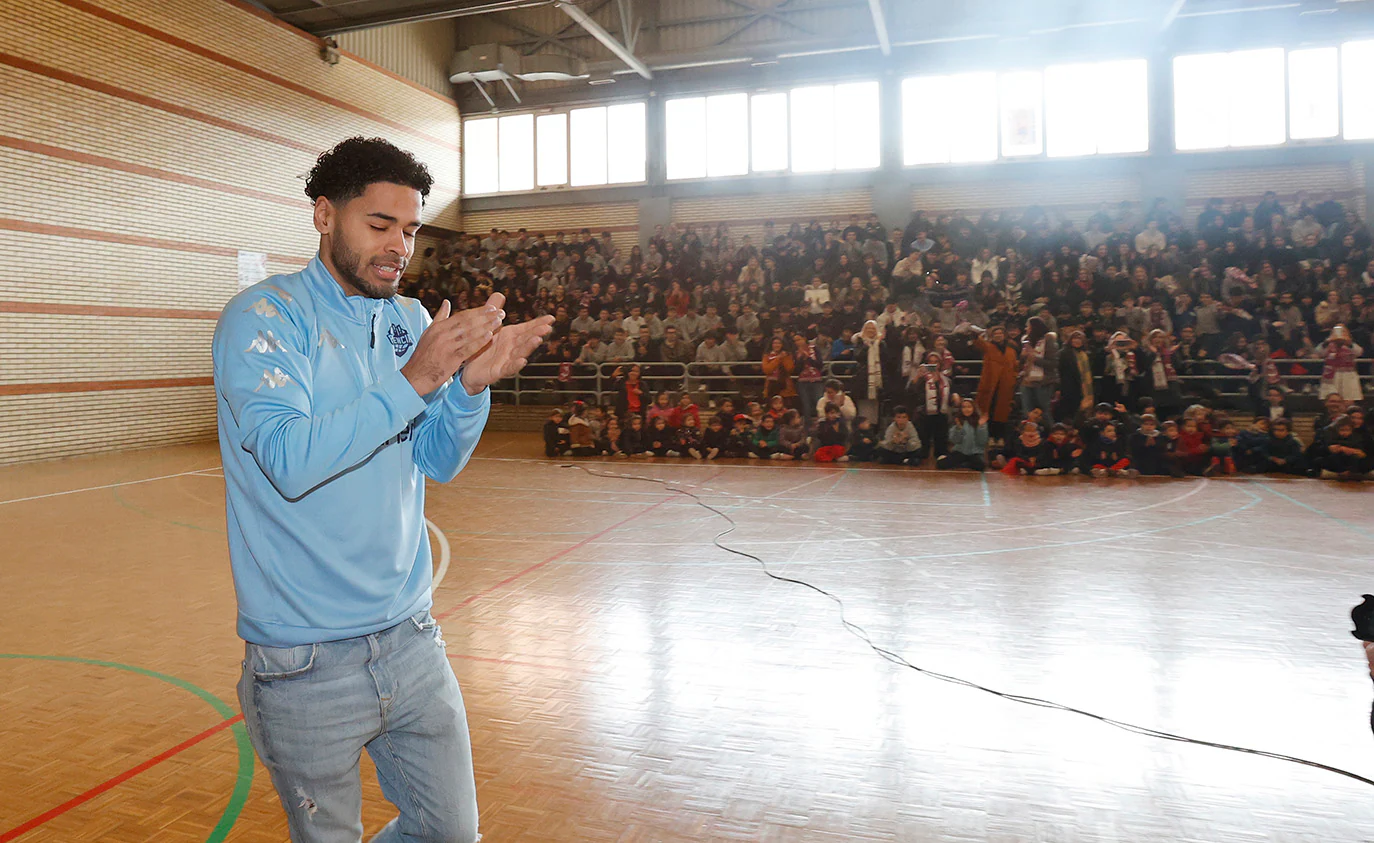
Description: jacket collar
xmin=304 ymin=254 xmax=388 ymax=326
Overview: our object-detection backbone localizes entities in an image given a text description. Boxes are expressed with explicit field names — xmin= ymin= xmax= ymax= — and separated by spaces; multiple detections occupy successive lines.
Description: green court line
xmin=0 ymin=654 xmax=252 ymax=843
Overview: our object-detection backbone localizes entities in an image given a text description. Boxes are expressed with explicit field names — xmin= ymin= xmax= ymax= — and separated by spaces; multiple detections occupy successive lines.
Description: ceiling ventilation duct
xmin=449 ymin=45 xmax=588 ymax=84
xmin=517 ymin=54 xmax=589 ymax=81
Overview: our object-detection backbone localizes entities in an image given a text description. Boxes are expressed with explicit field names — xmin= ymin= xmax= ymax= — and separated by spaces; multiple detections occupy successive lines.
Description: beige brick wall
xmin=0 ymin=0 xmax=461 ymax=465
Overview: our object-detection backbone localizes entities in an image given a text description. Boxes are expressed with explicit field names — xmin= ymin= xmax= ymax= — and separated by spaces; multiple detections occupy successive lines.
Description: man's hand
xmin=459 ymin=293 xmax=555 ymax=396
xmin=402 ymin=299 xmax=504 ymax=397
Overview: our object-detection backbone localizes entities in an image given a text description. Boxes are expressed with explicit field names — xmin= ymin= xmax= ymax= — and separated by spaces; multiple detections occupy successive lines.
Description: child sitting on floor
xmin=1235 ymin=416 xmax=1270 ymax=474
xmin=1175 ymin=417 xmax=1211 ymax=476
xmin=677 ymin=414 xmax=705 ymax=459
xmin=813 ymin=403 xmax=849 ymax=462
xmin=599 ymin=419 xmax=624 ymax=457
xmin=1264 ymin=417 xmax=1307 ymax=475
xmin=1043 ymin=423 xmax=1082 ymax=475
xmin=877 ymin=407 xmax=924 ymax=466
xmin=751 ymin=414 xmax=781 ymax=459
xmin=646 ymin=415 xmax=678 ymax=457
xmin=1206 ymin=418 xmax=1239 ymax=476
xmin=1130 ymin=414 xmax=1168 ymax=476
xmin=1317 ymin=415 xmax=1369 ymax=479
xmin=776 ymin=410 xmax=809 ymax=460
xmin=703 ymin=416 xmax=729 ymax=460
xmin=1001 ymin=421 xmax=1046 ymax=475
xmin=568 ymin=402 xmax=598 ymax=457
xmin=724 ymin=414 xmax=754 ymax=458
xmin=620 ymin=414 xmax=645 ymax=457
xmin=939 ymin=398 xmax=988 ymax=471
xmin=1086 ymin=421 xmax=1137 ymax=478
xmin=544 ymin=408 xmax=570 ymax=458
xmin=849 ymin=416 xmax=879 ymax=462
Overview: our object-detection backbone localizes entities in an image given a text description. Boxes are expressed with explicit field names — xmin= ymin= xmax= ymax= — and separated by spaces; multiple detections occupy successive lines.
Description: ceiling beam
xmin=867 ymin=0 xmax=891 ymax=55
xmin=1161 ymin=0 xmax=1187 ymax=30
xmin=555 ymin=0 xmax=653 ymax=78
xmin=307 ymin=0 xmax=555 ymax=35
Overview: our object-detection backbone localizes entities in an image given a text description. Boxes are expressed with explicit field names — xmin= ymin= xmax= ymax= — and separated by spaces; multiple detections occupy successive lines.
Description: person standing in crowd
xmin=972 ymin=325 xmax=1019 ymax=444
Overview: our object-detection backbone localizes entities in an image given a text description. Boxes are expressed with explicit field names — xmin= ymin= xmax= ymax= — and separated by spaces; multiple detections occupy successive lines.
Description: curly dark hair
xmin=304 ymin=137 xmax=433 ymax=204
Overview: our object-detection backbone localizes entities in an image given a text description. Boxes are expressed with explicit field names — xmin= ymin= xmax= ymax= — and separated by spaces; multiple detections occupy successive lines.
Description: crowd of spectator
xmin=402 ymin=188 xmax=1374 ymax=479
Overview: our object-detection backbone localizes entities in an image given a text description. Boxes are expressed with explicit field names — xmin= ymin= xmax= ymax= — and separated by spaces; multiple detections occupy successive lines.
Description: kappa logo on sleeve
xmin=245 ymin=298 xmax=283 ymax=320
xmin=318 ymin=329 xmax=345 ymax=350
xmin=387 ymin=323 xmax=413 ymax=357
xmin=245 ymin=330 xmax=286 ymax=354
xmin=253 ymin=367 xmax=293 ymax=392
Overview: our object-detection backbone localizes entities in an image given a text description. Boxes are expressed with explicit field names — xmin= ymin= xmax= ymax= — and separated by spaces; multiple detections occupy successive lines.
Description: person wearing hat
xmin=1316 ymin=324 xmax=1364 ymax=401
xmin=1102 ymin=331 xmax=1140 ymax=409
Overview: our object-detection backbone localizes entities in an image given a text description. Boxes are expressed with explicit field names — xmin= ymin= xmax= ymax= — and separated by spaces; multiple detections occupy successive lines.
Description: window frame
xmin=901 ymin=58 xmax=1150 ymax=168
xmin=662 ymin=79 xmax=881 ymax=184
xmin=461 ymin=100 xmax=648 ymax=197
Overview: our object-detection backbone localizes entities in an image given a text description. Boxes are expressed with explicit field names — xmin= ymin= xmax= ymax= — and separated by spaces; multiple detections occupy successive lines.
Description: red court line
xmin=435 ymin=469 xmax=722 ymax=621
xmin=0 ymin=714 xmax=243 ymax=842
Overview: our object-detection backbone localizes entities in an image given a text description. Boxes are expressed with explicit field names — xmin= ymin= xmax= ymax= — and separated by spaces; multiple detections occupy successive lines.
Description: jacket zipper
xmin=366 ymin=311 xmax=379 ymax=386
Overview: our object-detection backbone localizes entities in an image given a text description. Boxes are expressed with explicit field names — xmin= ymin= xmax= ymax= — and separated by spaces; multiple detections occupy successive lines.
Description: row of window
xmin=462 ymin=40 xmax=1374 ymax=195
xmin=462 ymin=103 xmax=646 ymax=194
xmin=1174 ymin=42 xmax=1374 ymax=149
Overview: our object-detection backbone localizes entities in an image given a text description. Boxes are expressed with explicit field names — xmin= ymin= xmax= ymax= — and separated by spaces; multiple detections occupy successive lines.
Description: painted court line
xmin=0 ymin=714 xmax=244 ymax=843
xmin=1253 ymin=480 xmax=1374 ymax=540
xmin=0 ymin=466 xmax=221 ymax=506
xmin=433 ymin=477 xmax=710 ymax=620
xmin=427 ymin=517 xmax=452 ymax=593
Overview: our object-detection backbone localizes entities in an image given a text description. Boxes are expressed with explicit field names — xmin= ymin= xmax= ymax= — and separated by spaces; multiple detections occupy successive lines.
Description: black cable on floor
xmin=563 ymin=463 xmax=1374 ymax=790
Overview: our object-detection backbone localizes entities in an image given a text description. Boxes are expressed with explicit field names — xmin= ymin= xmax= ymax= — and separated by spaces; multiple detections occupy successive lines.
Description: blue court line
xmin=980 ymin=472 xmax=991 ymax=507
xmin=1252 ymin=480 xmax=1374 ymax=540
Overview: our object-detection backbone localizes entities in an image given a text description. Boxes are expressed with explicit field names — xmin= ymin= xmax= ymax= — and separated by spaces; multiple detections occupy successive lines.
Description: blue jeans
xmin=238 ymin=611 xmax=479 ymax=842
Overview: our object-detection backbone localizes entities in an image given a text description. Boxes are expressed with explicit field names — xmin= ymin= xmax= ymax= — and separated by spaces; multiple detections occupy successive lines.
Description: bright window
xmin=790 ymin=85 xmax=836 ymax=172
xmin=1043 ymin=60 xmax=1148 ymax=157
xmin=834 ymin=81 xmax=881 ymax=170
xmin=462 ymin=118 xmax=498 ymax=195
xmin=1289 ymin=48 xmax=1339 ymax=140
xmin=535 ymin=113 xmax=567 ymax=186
xmin=751 ymin=93 xmax=789 ymax=172
xmin=706 ymin=93 xmax=750 ymax=177
xmin=902 ymin=72 xmax=997 ymax=165
xmin=999 ymin=71 xmax=1043 ymax=157
xmin=665 ymin=97 xmax=707 ymax=180
xmin=569 ymin=107 xmax=608 ymax=186
xmin=665 ymin=94 xmax=749 ymax=180
xmin=463 ymin=104 xmax=645 ymax=194
xmin=496 ymin=114 xmax=533 ymax=192
xmin=606 ymin=102 xmax=646 ymax=184
xmin=1342 ymin=40 xmax=1374 ymax=140
xmin=1094 ymin=59 xmax=1150 ymax=154
xmin=1175 ymin=49 xmax=1284 ymax=150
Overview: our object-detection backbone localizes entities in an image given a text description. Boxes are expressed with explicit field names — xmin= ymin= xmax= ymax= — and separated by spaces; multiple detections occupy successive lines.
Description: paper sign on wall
xmin=237 ymin=250 xmax=268 ymax=291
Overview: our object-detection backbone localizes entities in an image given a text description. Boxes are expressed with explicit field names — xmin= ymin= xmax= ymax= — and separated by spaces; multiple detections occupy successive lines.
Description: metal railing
xmin=491 ymin=355 xmax=1371 ymax=408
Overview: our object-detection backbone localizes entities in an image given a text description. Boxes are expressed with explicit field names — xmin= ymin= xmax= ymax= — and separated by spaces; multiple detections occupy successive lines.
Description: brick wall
xmin=0 ymin=0 xmax=461 ymax=464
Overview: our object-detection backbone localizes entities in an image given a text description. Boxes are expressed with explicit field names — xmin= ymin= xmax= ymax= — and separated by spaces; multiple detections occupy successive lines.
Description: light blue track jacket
xmin=212 ymin=256 xmax=489 ymax=647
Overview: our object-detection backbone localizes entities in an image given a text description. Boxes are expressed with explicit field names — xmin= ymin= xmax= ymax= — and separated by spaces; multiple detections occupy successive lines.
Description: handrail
xmin=492 ymin=353 xmax=1369 ymax=406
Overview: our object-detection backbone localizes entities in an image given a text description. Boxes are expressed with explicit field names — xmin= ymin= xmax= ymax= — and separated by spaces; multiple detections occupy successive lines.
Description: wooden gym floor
xmin=2 ymin=432 xmax=1373 ymax=842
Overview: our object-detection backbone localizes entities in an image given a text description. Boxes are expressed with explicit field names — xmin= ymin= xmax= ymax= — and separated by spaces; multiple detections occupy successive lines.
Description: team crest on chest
xmin=387 ymin=323 xmax=413 ymax=357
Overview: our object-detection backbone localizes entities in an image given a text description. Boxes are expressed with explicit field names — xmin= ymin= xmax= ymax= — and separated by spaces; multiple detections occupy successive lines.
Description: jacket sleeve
xmin=409 ymin=376 xmax=491 ymax=484
xmin=214 ymin=297 xmax=427 ymax=501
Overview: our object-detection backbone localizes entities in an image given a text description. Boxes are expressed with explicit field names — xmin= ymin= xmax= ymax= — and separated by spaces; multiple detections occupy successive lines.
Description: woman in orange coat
xmin=973 ymin=325 xmax=1019 ymax=442
xmin=761 ymin=336 xmax=797 ymax=406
